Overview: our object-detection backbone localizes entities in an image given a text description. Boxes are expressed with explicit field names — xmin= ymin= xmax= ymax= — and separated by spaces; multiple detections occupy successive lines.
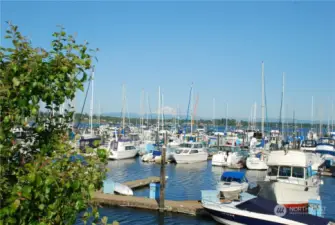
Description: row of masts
xmin=81 ymin=65 xmax=334 ymax=138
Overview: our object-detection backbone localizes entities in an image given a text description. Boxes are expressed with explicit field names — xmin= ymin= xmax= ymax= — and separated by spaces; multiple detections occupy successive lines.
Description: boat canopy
xmin=220 ymin=171 xmax=246 ymax=183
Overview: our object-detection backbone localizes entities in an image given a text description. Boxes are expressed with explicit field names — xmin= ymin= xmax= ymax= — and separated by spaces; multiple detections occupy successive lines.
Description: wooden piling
xmin=159 ymin=133 xmax=167 ymax=212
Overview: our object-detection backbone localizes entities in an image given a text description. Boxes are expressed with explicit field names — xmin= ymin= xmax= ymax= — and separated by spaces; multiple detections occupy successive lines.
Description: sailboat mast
xmin=261 ymin=61 xmax=265 ymax=137
xmin=213 ymin=98 xmax=216 ymax=131
xmin=162 ymin=93 xmax=164 ymax=130
xmin=122 ymin=84 xmax=126 ymax=132
xmin=225 ymin=103 xmax=228 ymax=132
xmin=157 ymin=86 xmax=160 ymax=132
xmin=281 ymin=73 xmax=285 ymax=138
xmin=90 ymin=66 xmax=95 ymax=135
xmin=190 ymin=87 xmax=193 ymax=134
xmin=98 ymin=101 xmax=101 ymax=126
xmin=311 ymin=96 xmax=314 ymax=130
xmin=332 ymin=99 xmax=334 ymax=131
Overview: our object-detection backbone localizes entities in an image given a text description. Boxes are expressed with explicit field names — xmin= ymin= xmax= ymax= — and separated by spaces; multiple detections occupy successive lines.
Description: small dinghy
xmin=114 ymin=182 xmax=133 ymax=196
xmin=216 ymin=171 xmax=249 ymax=193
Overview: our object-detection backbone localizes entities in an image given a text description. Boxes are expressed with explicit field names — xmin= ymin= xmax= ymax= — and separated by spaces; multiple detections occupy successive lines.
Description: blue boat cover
xmin=236 ymin=196 xmax=331 ymax=225
xmin=221 ymin=171 xmax=245 ymax=183
xmin=153 ymin=150 xmax=162 ymax=157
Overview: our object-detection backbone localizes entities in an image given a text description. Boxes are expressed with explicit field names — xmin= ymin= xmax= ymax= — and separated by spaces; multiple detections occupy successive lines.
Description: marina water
xmin=75 ymin=157 xmax=335 ymax=225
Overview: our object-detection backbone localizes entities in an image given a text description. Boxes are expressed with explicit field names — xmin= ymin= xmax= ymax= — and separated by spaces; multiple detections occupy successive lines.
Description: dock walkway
xmin=93 ymin=192 xmax=204 ymax=216
xmin=95 ymin=176 xmax=205 ymax=216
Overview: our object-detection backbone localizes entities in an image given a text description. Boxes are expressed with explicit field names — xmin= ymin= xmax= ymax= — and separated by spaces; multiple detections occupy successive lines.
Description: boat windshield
xmin=221 ymin=176 xmax=242 ymax=183
xmin=222 ymin=146 xmax=240 ymax=152
xmin=302 ymin=140 xmax=317 ymax=147
xmin=318 ymin=138 xmax=335 ymax=145
xmin=182 ymin=150 xmax=190 ymax=154
xmin=179 ymin=143 xmax=192 ymax=148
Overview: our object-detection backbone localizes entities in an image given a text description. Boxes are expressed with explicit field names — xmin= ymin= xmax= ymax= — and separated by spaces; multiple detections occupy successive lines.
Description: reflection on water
xmin=75 ymin=156 xmax=335 ymax=224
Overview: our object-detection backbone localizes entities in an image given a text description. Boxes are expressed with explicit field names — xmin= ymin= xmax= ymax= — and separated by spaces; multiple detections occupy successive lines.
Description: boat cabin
xmin=301 ymin=140 xmax=317 ymax=148
xmin=266 ymin=165 xmax=312 ymax=180
xmin=175 ymin=142 xmax=206 ymax=154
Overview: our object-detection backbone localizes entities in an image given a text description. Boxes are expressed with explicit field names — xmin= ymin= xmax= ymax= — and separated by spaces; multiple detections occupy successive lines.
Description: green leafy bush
xmin=0 ymin=22 xmax=115 ymax=225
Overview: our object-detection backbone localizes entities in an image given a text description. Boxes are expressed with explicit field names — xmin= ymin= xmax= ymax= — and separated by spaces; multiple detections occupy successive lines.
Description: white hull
xmin=212 ymin=215 xmax=244 ymax=225
xmin=217 ymin=182 xmax=248 ymax=193
xmin=109 ymin=149 xmax=138 ymax=160
xmin=212 ymin=152 xmax=245 ymax=168
xmin=204 ymin=202 xmax=304 ymax=225
xmin=272 ymin=181 xmax=319 ymax=206
xmin=246 ymin=157 xmax=268 ymax=170
xmin=114 ymin=182 xmax=133 ymax=196
xmin=173 ymin=153 xmax=208 ymax=164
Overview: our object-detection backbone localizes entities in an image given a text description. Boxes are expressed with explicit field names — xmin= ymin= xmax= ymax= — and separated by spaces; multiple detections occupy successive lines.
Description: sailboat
xmin=103 ymin=85 xmax=138 ymax=160
xmin=247 ymin=62 xmax=268 ymax=170
xmin=79 ymin=67 xmax=101 ymax=153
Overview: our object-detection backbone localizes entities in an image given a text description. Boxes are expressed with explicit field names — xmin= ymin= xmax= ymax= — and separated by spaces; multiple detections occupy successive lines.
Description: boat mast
xmin=89 ymin=66 xmax=95 ymax=136
xmin=281 ymin=73 xmax=285 ymax=138
xmin=161 ymin=92 xmax=164 ymax=131
xmin=261 ymin=61 xmax=265 ymax=137
xmin=213 ymin=98 xmax=216 ymax=131
xmin=157 ymin=86 xmax=160 ymax=133
xmin=225 ymin=103 xmax=228 ymax=132
xmin=98 ymin=101 xmax=101 ymax=127
xmin=332 ymin=99 xmax=334 ymax=132
xmin=311 ymin=96 xmax=314 ymax=130
xmin=190 ymin=87 xmax=194 ymax=134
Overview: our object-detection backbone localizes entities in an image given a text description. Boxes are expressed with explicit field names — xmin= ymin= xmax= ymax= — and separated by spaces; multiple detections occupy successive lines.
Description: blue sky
xmin=1 ymin=1 xmax=334 ymax=121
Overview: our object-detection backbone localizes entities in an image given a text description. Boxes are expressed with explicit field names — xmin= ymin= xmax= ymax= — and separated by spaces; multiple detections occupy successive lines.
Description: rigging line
xmin=76 ymin=72 xmax=92 ymax=129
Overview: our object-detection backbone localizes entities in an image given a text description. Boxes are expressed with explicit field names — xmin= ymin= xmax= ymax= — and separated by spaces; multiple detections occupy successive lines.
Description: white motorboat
xmin=261 ymin=150 xmax=321 ymax=209
xmin=105 ymin=138 xmax=139 ymax=160
xmin=246 ymin=151 xmax=268 ymax=170
xmin=216 ymin=171 xmax=249 ymax=193
xmin=300 ymin=140 xmax=324 ymax=171
xmin=201 ymin=191 xmax=331 ymax=225
xmin=315 ymin=137 xmax=335 ymax=160
xmin=300 ymin=140 xmax=317 ymax=152
xmin=212 ymin=146 xmax=247 ymax=168
xmin=172 ymin=142 xmax=208 ymax=164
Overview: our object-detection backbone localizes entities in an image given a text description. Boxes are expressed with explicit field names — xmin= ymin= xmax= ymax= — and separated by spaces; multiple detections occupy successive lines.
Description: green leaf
xmin=11 ymin=199 xmax=20 ymax=211
xmin=38 ymin=204 xmax=45 ymax=210
xmin=22 ymin=186 xmax=32 ymax=199
xmin=72 ymin=180 xmax=80 ymax=190
xmin=12 ymin=77 xmax=20 ymax=87
xmin=27 ymin=173 xmax=36 ymax=183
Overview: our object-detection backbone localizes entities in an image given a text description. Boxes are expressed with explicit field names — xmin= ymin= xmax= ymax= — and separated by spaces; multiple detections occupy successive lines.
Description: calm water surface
xmin=75 ymin=157 xmax=335 ymax=225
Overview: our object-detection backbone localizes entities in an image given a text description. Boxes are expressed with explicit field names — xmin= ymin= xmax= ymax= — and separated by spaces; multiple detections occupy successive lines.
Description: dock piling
xmin=159 ymin=133 xmax=167 ymax=212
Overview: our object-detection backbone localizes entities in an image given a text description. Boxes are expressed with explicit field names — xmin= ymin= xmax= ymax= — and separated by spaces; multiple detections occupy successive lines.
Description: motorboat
xmin=300 ymin=140 xmax=317 ymax=152
xmin=300 ymin=140 xmax=324 ymax=171
xmin=212 ymin=146 xmax=248 ymax=168
xmin=172 ymin=142 xmax=208 ymax=164
xmin=261 ymin=150 xmax=321 ymax=208
xmin=105 ymin=138 xmax=139 ymax=160
xmin=201 ymin=191 xmax=332 ymax=225
xmin=216 ymin=171 xmax=249 ymax=194
xmin=246 ymin=151 xmax=268 ymax=170
xmin=315 ymin=138 xmax=335 ymax=160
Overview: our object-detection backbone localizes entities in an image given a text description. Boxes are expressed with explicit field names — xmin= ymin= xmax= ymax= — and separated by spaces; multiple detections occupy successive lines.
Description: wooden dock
xmin=123 ymin=176 xmax=161 ymax=189
xmin=93 ymin=192 xmax=205 ymax=216
xmin=95 ymin=176 xmax=205 ymax=216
